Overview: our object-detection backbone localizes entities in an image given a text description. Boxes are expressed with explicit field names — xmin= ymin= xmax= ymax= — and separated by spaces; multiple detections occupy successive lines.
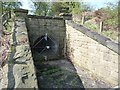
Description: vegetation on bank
xmin=83 ymin=3 xmax=119 ymax=42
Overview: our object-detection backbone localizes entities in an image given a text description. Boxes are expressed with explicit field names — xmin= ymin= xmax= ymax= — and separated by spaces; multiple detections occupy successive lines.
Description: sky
xmin=82 ymin=0 xmax=119 ymax=10
xmin=19 ymin=0 xmax=119 ymax=14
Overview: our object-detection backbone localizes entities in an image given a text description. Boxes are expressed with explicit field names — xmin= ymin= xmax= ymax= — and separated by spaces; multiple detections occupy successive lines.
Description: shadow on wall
xmin=7 ymin=25 xmax=16 ymax=89
xmin=7 ymin=23 xmax=27 ymax=89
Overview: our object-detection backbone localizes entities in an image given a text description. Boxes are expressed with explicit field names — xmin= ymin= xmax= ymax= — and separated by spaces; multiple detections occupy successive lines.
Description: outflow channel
xmin=34 ymin=59 xmax=85 ymax=89
xmin=30 ymin=32 xmax=85 ymax=89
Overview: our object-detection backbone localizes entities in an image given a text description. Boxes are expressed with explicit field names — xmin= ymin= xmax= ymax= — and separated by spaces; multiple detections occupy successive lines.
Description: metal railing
xmin=0 ymin=11 xmax=11 ymax=35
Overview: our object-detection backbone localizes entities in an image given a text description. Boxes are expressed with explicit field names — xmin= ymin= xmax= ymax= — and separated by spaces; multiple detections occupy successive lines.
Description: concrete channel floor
xmin=34 ymin=59 xmax=112 ymax=89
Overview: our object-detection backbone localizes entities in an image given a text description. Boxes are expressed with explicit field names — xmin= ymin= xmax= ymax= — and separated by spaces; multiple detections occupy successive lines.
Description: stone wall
xmin=66 ymin=20 xmax=119 ymax=87
xmin=1 ymin=17 xmax=38 ymax=89
xmin=26 ymin=15 xmax=66 ymax=60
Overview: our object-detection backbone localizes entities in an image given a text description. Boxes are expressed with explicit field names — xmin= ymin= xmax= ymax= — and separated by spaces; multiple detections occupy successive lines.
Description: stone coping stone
xmin=66 ymin=20 xmax=120 ymax=55
xmin=14 ymin=9 xmax=28 ymax=13
xmin=27 ymin=15 xmax=63 ymax=20
xmin=59 ymin=13 xmax=72 ymax=16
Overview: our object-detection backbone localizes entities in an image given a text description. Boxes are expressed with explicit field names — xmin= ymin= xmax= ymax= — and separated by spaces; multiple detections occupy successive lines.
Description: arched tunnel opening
xmin=32 ymin=34 xmax=58 ymax=60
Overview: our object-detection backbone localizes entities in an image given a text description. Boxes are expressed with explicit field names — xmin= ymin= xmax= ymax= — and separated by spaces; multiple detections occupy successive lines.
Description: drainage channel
xmin=29 ymin=29 xmax=112 ymax=89
xmin=34 ymin=59 xmax=85 ymax=89
xmin=30 ymin=33 xmax=85 ymax=89
xmin=27 ymin=17 xmax=115 ymax=89
xmin=27 ymin=18 xmax=85 ymax=89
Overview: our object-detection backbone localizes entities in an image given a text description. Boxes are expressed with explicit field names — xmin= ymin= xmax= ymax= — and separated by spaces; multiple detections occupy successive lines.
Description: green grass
xmin=83 ymin=22 xmax=119 ymax=43
xmin=101 ymin=30 xmax=118 ymax=42
xmin=84 ymin=22 xmax=98 ymax=32
xmin=3 ymin=20 xmax=13 ymax=33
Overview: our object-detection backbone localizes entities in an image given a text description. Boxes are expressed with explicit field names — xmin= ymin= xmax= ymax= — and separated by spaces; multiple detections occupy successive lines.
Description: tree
xmin=65 ymin=2 xmax=81 ymax=14
xmin=49 ymin=2 xmax=81 ymax=16
xmin=0 ymin=2 xmax=22 ymax=14
xmin=33 ymin=2 xmax=50 ymax=16
xmin=3 ymin=2 xmax=22 ymax=10
xmin=32 ymin=1 xmax=93 ymax=16
xmin=49 ymin=2 xmax=65 ymax=16
xmin=99 ymin=2 xmax=118 ymax=32
xmin=49 ymin=2 xmax=93 ymax=16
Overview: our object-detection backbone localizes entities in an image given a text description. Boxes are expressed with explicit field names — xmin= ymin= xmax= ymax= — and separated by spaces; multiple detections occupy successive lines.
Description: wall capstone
xmin=14 ymin=9 xmax=28 ymax=18
xmin=59 ymin=13 xmax=72 ymax=20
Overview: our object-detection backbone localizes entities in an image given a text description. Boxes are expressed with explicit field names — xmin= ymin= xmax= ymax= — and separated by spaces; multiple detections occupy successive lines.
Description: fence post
xmin=0 ymin=16 xmax=3 ymax=36
xmin=82 ymin=15 xmax=85 ymax=25
xmin=100 ymin=21 xmax=103 ymax=32
xmin=0 ymin=1 xmax=3 ymax=16
xmin=9 ymin=11 xmax=11 ymax=19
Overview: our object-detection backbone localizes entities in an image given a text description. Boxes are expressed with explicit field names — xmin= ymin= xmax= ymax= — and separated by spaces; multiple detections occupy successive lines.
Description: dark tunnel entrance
xmin=26 ymin=18 xmax=85 ymax=89
xmin=30 ymin=34 xmax=84 ymax=89
xmin=32 ymin=34 xmax=59 ymax=59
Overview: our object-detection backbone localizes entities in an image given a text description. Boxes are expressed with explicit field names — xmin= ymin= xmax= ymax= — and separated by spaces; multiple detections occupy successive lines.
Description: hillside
xmin=73 ymin=7 xmax=119 ymax=43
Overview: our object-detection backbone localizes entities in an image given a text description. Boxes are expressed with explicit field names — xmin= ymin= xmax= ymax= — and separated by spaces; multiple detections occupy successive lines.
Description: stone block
xmin=14 ymin=9 xmax=28 ymax=18
xmin=94 ymin=34 xmax=110 ymax=45
xmin=106 ymin=40 xmax=119 ymax=54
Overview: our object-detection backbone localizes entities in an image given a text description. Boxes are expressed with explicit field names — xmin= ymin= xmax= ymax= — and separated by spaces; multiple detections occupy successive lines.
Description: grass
xmin=101 ymin=30 xmax=118 ymax=42
xmin=83 ymin=22 xmax=119 ymax=43
xmin=84 ymin=23 xmax=98 ymax=32
xmin=3 ymin=19 xmax=13 ymax=33
xmin=37 ymin=65 xmax=82 ymax=88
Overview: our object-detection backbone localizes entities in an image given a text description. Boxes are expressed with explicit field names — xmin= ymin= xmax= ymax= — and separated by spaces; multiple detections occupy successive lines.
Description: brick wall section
xmin=26 ymin=15 xmax=66 ymax=60
xmin=66 ymin=20 xmax=119 ymax=86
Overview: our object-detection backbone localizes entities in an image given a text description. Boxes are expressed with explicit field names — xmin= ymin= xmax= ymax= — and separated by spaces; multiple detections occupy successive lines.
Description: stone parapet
xmin=1 ymin=18 xmax=38 ymax=89
xmin=66 ymin=20 xmax=120 ymax=55
xmin=66 ymin=20 xmax=119 ymax=87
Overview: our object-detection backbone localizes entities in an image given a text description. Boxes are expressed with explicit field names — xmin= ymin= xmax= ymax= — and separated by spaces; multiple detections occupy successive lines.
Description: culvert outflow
xmin=32 ymin=33 xmax=58 ymax=57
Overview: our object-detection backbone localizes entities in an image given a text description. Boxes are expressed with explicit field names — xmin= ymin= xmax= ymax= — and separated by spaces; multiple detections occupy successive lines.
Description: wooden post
xmin=0 ymin=16 xmax=3 ymax=36
xmin=9 ymin=11 xmax=11 ymax=19
xmin=100 ymin=21 xmax=103 ymax=32
xmin=0 ymin=1 xmax=2 ymax=16
xmin=82 ymin=15 xmax=85 ymax=25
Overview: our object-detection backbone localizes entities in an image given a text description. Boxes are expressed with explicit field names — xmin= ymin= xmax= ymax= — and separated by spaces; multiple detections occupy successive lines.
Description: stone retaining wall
xmin=66 ymin=20 xmax=119 ymax=87
xmin=1 ymin=18 xmax=38 ymax=89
